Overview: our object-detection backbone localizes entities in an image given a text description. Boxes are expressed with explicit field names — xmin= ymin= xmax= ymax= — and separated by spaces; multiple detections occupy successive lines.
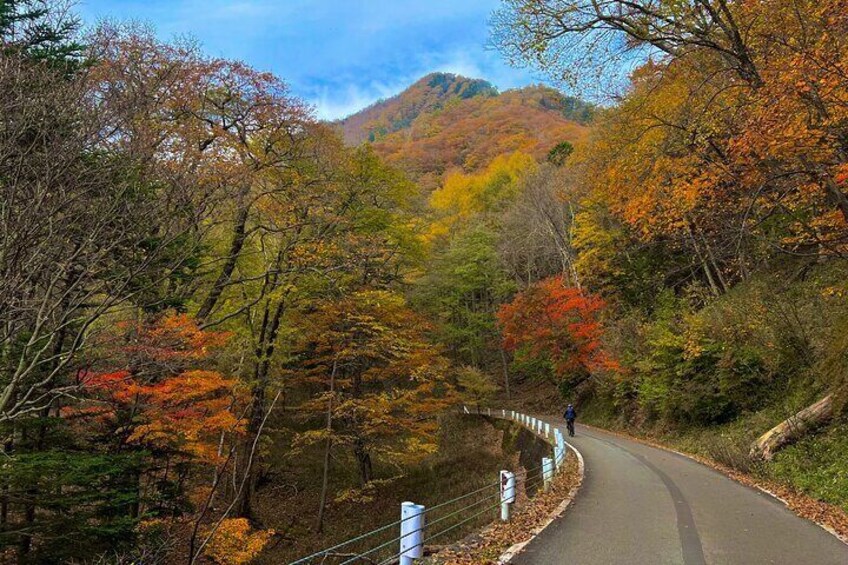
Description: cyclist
xmin=564 ymin=403 xmax=577 ymax=437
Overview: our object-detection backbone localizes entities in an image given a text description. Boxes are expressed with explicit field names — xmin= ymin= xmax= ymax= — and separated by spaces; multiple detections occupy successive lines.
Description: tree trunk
xmin=316 ymin=360 xmax=337 ymax=533
xmin=236 ymin=298 xmax=287 ymax=519
xmin=749 ymin=395 xmax=833 ymax=460
xmin=686 ymin=220 xmax=722 ymax=296
xmin=353 ymin=438 xmax=373 ymax=486
xmin=500 ymin=349 xmax=511 ymax=400
xmin=196 ymin=195 xmax=250 ymax=322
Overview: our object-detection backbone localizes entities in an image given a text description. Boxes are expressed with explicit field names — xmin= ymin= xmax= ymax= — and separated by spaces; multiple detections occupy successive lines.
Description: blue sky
xmin=78 ymin=1 xmax=540 ymax=120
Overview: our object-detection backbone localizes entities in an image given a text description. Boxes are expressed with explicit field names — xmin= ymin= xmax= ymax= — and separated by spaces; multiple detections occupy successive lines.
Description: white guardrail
xmin=288 ymin=408 xmax=570 ymax=565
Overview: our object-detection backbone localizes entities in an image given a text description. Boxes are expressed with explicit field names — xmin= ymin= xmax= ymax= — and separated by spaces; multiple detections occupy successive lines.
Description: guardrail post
xmin=400 ymin=501 xmax=425 ymax=565
xmin=542 ymin=457 xmax=554 ymax=491
xmin=545 ymin=422 xmax=550 ymax=437
xmin=500 ymin=470 xmax=516 ymax=522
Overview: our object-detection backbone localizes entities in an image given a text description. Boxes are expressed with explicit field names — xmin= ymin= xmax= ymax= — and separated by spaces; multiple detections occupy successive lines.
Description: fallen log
xmin=750 ymin=395 xmax=833 ymax=461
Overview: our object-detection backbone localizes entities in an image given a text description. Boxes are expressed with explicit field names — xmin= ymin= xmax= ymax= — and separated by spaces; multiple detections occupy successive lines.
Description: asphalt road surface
xmin=511 ymin=420 xmax=848 ymax=565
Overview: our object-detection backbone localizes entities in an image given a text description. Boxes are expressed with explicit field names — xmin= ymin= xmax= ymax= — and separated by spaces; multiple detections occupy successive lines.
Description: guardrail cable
xmin=288 ymin=516 xmax=404 ymax=565
xmin=422 ymin=479 xmax=501 ymax=515
xmin=424 ymin=490 xmax=500 ymax=529
xmin=289 ymin=412 xmax=564 ymax=564
xmin=423 ymin=499 xmax=503 ymax=544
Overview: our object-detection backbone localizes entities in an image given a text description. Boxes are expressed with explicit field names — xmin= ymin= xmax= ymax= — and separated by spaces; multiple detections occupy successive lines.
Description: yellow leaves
xmin=428 ymin=152 xmax=537 ymax=240
xmin=333 ymin=479 xmax=397 ymax=504
xmin=822 ymin=285 xmax=847 ymax=299
xmin=203 ymin=518 xmax=274 ymax=565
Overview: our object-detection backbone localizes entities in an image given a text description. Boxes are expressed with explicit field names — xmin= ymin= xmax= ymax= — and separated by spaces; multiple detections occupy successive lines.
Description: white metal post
xmin=542 ymin=457 xmax=554 ymax=491
xmin=545 ymin=422 xmax=551 ymax=437
xmin=500 ymin=470 xmax=516 ymax=522
xmin=400 ymin=502 xmax=425 ymax=565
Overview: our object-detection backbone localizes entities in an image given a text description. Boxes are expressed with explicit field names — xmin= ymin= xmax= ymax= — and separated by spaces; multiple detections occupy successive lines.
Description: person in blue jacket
xmin=564 ymin=404 xmax=577 ymax=437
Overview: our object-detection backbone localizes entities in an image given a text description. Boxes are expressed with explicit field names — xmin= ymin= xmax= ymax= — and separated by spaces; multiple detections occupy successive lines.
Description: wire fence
xmin=287 ymin=410 xmax=568 ymax=565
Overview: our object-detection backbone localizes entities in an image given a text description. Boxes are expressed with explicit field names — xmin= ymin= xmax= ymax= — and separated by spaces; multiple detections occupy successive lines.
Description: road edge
xmin=579 ymin=421 xmax=848 ymax=546
xmin=497 ymin=434 xmax=585 ymax=564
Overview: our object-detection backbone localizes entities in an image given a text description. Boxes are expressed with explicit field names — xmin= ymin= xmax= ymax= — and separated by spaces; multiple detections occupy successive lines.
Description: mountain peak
xmin=416 ymin=72 xmax=497 ymax=98
xmin=339 ymin=73 xmax=497 ymax=144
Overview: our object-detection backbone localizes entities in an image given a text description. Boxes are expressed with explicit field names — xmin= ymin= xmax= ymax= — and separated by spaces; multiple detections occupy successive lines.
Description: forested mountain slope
xmin=339 ymin=73 xmax=593 ymax=189
xmin=6 ymin=0 xmax=848 ymax=562
xmin=339 ymin=72 xmax=498 ymax=144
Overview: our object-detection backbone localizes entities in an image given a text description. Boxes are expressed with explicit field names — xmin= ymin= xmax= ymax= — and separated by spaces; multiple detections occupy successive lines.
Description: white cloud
xmin=79 ymin=0 xmax=545 ymax=121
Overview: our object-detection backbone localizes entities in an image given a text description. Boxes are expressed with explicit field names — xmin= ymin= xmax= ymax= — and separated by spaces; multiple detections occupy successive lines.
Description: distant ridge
xmin=338 ymin=73 xmax=594 ymax=190
xmin=338 ymin=73 xmax=498 ymax=145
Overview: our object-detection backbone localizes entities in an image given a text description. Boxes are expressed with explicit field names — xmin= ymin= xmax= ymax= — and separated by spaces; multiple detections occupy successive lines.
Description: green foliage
xmin=456 ymin=366 xmax=500 ymax=406
xmin=413 ymin=223 xmax=516 ymax=367
xmin=0 ymin=449 xmax=144 ymax=561
xmin=620 ymin=291 xmax=773 ymax=426
xmin=0 ymin=0 xmax=83 ymax=65
xmin=547 ymin=141 xmax=573 ymax=166
xmin=772 ymin=420 xmax=848 ymax=512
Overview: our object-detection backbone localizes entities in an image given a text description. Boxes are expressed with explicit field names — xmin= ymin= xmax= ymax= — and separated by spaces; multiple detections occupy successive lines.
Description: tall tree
xmin=292 ymin=290 xmax=454 ymax=497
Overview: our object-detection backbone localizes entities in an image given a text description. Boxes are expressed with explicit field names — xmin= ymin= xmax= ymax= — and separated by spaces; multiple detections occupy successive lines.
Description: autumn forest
xmin=3 ymin=0 xmax=848 ymax=563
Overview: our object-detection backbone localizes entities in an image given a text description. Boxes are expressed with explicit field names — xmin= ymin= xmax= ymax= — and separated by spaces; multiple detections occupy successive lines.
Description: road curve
xmin=511 ymin=419 xmax=848 ymax=565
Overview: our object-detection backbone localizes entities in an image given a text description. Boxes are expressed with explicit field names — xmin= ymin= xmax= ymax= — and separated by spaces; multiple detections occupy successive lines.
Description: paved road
xmin=512 ymin=419 xmax=848 ymax=565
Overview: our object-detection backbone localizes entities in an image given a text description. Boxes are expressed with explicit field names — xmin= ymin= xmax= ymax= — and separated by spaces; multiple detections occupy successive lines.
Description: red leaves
xmin=74 ymin=313 xmax=242 ymax=462
xmin=497 ymin=277 xmax=617 ymax=380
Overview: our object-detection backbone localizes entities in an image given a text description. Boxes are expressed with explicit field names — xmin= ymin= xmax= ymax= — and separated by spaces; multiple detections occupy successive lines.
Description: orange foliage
xmin=342 ymin=76 xmax=590 ymax=190
xmin=580 ymin=0 xmax=848 ymax=258
xmin=497 ymin=276 xmax=617 ymax=381
xmin=76 ymin=314 xmax=242 ymax=462
xmin=202 ymin=518 xmax=274 ymax=565
xmin=292 ymin=290 xmax=455 ymax=472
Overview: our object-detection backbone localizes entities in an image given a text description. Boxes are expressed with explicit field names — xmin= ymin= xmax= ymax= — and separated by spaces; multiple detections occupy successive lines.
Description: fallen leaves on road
xmin=423 ymin=454 xmax=581 ymax=564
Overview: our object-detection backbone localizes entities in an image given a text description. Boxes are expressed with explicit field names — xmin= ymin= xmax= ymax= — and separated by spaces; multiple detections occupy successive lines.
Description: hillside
xmin=339 ymin=73 xmax=498 ymax=145
xmin=339 ymin=73 xmax=593 ymax=190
